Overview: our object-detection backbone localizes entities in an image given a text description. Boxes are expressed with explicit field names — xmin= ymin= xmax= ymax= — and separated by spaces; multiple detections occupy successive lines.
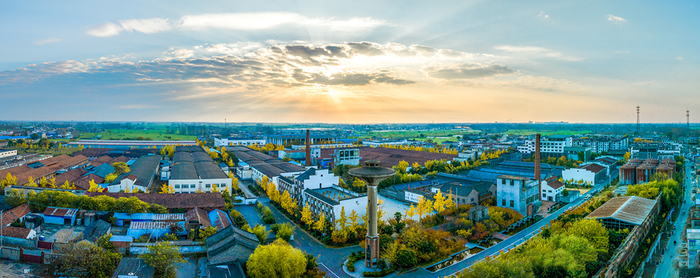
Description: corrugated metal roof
xmin=129 ymin=221 xmax=179 ymax=230
xmin=43 ymin=206 xmax=78 ymax=218
xmin=587 ymin=196 xmax=657 ymax=226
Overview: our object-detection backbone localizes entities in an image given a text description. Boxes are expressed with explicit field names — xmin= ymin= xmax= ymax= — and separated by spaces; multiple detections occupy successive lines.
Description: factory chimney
xmin=535 ymin=133 xmax=541 ymax=201
xmin=305 ymin=129 xmax=311 ymax=167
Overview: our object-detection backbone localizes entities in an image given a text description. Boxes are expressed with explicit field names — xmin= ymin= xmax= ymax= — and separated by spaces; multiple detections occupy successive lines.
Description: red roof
xmin=1 ymin=226 xmax=32 ymax=239
xmin=86 ymin=192 xmax=226 ymax=210
xmin=548 ymin=180 xmax=565 ymax=190
xmin=1 ymin=204 xmax=30 ymax=226
xmin=43 ymin=207 xmax=78 ymax=218
xmin=582 ymin=163 xmax=606 ymax=174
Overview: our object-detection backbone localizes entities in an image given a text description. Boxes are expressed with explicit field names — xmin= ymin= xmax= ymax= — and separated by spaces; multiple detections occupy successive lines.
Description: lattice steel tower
xmin=636 ymin=105 xmax=640 ymax=135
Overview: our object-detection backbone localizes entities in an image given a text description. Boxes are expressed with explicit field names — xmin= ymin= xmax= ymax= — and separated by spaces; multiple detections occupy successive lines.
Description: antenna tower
xmin=636 ymin=105 xmax=640 ymax=135
xmin=688 ymin=110 xmax=690 ymax=133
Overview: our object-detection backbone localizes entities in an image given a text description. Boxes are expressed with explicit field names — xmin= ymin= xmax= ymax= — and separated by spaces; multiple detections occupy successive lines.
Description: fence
xmin=0 ymin=246 xmax=21 ymax=261
xmin=0 ymin=235 xmax=36 ymax=249
xmin=37 ymin=240 xmax=53 ymax=250
xmin=20 ymin=249 xmax=43 ymax=264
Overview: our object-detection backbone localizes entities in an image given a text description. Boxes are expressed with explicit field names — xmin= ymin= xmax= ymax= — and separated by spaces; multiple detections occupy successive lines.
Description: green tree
xmin=51 ymin=240 xmax=122 ymax=278
xmin=394 ymin=248 xmax=417 ymax=269
xmin=275 ymin=222 xmax=294 ymax=242
xmin=247 ymin=239 xmax=307 ymax=278
xmin=252 ymin=224 xmax=269 ymax=244
xmin=197 ymin=226 xmax=218 ymax=241
xmin=112 ymin=162 xmax=130 ymax=176
xmin=140 ymin=241 xmax=186 ymax=278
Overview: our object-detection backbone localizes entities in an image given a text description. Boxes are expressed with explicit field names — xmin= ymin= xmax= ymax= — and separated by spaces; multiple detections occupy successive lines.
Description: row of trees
xmin=380 ymin=144 xmax=459 ymax=155
xmin=5 ymin=189 xmax=167 ymax=213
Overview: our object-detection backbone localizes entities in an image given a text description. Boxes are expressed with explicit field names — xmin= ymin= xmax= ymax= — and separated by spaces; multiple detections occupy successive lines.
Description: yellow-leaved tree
xmin=88 ymin=180 xmax=101 ymax=192
xmin=160 ymin=184 xmax=174 ymax=194
xmin=433 ymin=191 xmax=446 ymax=214
xmin=300 ymin=204 xmax=314 ymax=227
xmin=314 ymin=214 xmax=327 ymax=233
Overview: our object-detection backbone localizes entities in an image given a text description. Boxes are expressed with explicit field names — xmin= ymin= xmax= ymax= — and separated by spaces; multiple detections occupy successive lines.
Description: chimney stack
xmin=305 ymin=129 xmax=311 ymax=167
xmin=535 ymin=134 xmax=541 ymax=201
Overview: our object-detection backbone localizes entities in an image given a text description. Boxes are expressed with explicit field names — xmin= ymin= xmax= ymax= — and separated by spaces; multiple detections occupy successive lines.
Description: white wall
xmin=0 ymin=149 xmax=17 ymax=158
xmin=541 ymin=181 xmax=564 ymax=202
xmin=334 ymin=197 xmax=367 ymax=228
xmin=404 ymin=191 xmax=425 ymax=203
xmin=562 ymin=168 xmax=596 ymax=186
xmin=301 ymin=169 xmax=338 ymax=190
xmin=169 ymin=178 xmax=232 ymax=193
xmin=108 ymin=178 xmax=147 ymax=193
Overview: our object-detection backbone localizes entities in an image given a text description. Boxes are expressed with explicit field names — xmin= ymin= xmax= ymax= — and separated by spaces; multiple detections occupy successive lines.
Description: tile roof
xmin=1 ymin=226 xmax=31 ymax=239
xmin=54 ymin=168 xmax=88 ymax=187
xmin=111 ymin=155 xmax=160 ymax=187
xmin=74 ymin=174 xmax=104 ymax=190
xmin=582 ymin=163 xmax=606 ymax=174
xmin=356 ymin=147 xmax=457 ymax=168
xmin=186 ymin=207 xmax=212 ymax=228
xmin=547 ymin=180 xmax=565 ymax=190
xmin=43 ymin=206 xmax=78 ymax=218
xmin=1 ymin=204 xmax=30 ymax=226
xmin=0 ymin=155 xmax=89 ymax=186
xmin=81 ymin=220 xmax=111 ymax=242
xmin=587 ymin=196 xmax=657 ymax=226
xmin=86 ymin=192 xmax=226 ymax=209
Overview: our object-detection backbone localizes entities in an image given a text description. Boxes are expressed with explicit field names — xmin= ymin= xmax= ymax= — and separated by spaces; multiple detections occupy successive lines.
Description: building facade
xmin=496 ymin=175 xmax=540 ymax=216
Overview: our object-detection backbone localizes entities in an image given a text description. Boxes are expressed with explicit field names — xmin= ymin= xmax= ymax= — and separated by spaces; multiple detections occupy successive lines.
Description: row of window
xmin=501 ymin=199 xmax=515 ymax=208
xmin=173 ymin=183 xmax=220 ymax=189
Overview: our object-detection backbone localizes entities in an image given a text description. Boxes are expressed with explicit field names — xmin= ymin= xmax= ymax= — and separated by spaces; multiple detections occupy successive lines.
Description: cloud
xmin=163 ymin=48 xmax=195 ymax=59
xmin=676 ymin=57 xmax=684 ymax=61
xmin=607 ymin=14 xmax=627 ymax=24
xmin=538 ymin=11 xmax=550 ymax=19
xmin=423 ymin=63 xmax=514 ymax=79
xmin=86 ymin=22 xmax=123 ymax=37
xmin=117 ymin=104 xmax=157 ymax=109
xmin=34 ymin=38 xmax=61 ymax=45
xmin=616 ymin=50 xmax=629 ymax=54
xmin=86 ymin=12 xmax=391 ymax=37
xmin=495 ymin=45 xmax=583 ymax=61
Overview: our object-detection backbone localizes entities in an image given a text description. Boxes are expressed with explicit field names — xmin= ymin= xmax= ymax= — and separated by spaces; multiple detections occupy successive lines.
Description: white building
xmin=291 ymin=143 xmax=354 ymax=150
xmin=362 ymin=139 xmax=408 ymax=148
xmin=303 ymin=186 xmax=367 ymax=228
xmin=541 ymin=176 xmax=565 ymax=202
xmin=278 ymin=168 xmax=338 ymax=202
xmin=229 ymin=146 xmax=306 ymax=185
xmin=496 ymin=175 xmax=540 ymax=216
xmin=455 ymin=150 xmax=477 ymax=162
xmin=517 ymin=135 xmax=573 ymax=157
xmin=561 ymin=163 xmax=607 ymax=186
xmin=214 ymin=137 xmax=266 ymax=147
xmin=0 ymin=149 xmax=17 ymax=159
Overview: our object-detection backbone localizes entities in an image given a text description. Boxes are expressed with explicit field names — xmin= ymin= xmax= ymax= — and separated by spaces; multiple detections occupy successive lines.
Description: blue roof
xmin=94 ymin=163 xmax=114 ymax=178
xmin=131 ymin=213 xmax=154 ymax=221
xmin=27 ymin=162 xmax=45 ymax=169
xmin=388 ymin=180 xmax=433 ymax=191
xmin=113 ymin=212 xmax=131 ymax=220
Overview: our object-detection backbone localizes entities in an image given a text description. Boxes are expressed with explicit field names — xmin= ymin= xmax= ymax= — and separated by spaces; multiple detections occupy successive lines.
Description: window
xmin=510 ymin=180 xmax=514 ymax=186
xmin=542 ymin=194 xmax=546 ymax=198
xmin=501 ymin=179 xmax=506 ymax=185
xmin=175 ymin=185 xmax=180 ymax=188
xmin=510 ymin=200 xmax=514 ymax=207
xmin=206 ymin=184 xmax=211 ymax=188
xmin=502 ymin=199 xmax=506 ymax=206
xmin=471 ymin=198 xmax=475 ymax=203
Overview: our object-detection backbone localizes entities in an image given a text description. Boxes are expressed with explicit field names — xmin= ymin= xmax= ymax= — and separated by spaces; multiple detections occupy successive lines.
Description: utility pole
xmin=687 ymin=110 xmax=690 ymax=134
xmin=636 ymin=105 xmax=640 ymax=135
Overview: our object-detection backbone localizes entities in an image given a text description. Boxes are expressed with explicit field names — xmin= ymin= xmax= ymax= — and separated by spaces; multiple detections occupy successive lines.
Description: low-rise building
xmin=0 ymin=149 xmax=18 ymax=159
xmin=496 ymin=175 xmax=540 ymax=216
xmin=109 ymin=155 xmax=160 ymax=192
xmin=541 ymin=176 xmax=565 ymax=202
xmin=278 ymin=168 xmax=338 ymax=203
xmin=206 ymin=226 xmax=260 ymax=265
xmin=586 ymin=196 xmax=659 ymax=230
xmin=214 ymin=137 xmax=265 ymax=147
xmin=43 ymin=206 xmax=79 ymax=226
xmin=168 ymin=146 xmax=232 ymax=193
xmin=303 ymin=185 xmax=367 ymax=226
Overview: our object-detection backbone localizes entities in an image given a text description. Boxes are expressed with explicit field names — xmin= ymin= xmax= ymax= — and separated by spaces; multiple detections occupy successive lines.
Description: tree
xmin=349 ymin=210 xmax=359 ymax=232
xmin=337 ymin=206 xmax=348 ymax=230
xmin=352 ymin=178 xmax=366 ymax=191
xmin=433 ymin=191 xmax=446 ymax=213
xmin=104 ymin=173 xmax=118 ymax=183
xmin=112 ymin=162 xmax=130 ymax=176
xmin=445 ymin=190 xmax=456 ymax=210
xmin=49 ymin=176 xmax=56 ymax=188
xmin=88 ymin=180 xmax=101 ymax=192
xmin=197 ymin=226 xmax=218 ymax=241
xmin=230 ymin=174 xmax=240 ymax=191
xmin=300 ymin=204 xmax=315 ymax=227
xmin=395 ymin=160 xmax=409 ymax=174
xmin=39 ymin=176 xmax=48 ymax=187
xmin=5 ymin=189 xmax=26 ymax=207
xmin=623 ymin=152 xmax=631 ymax=162
xmin=394 ymin=248 xmax=417 ymax=269
xmin=51 ymin=240 xmax=122 ymax=278
xmin=140 ymin=241 xmax=186 ymax=278
xmin=406 ymin=204 xmax=416 ymax=220
xmin=247 ymin=239 xmax=307 ymax=278
xmin=2 ymin=172 xmax=17 ymax=186
xmin=252 ymin=224 xmax=269 ymax=244
xmin=276 ymin=223 xmax=294 ymax=241
xmin=314 ymin=214 xmax=327 ymax=233
xmin=60 ymin=180 xmax=76 ymax=190
xmin=26 ymin=176 xmax=37 ymax=187
xmin=160 ymin=184 xmax=174 ymax=194
xmin=96 ymin=233 xmax=116 ymax=251
xmin=411 ymin=162 xmax=422 ymax=173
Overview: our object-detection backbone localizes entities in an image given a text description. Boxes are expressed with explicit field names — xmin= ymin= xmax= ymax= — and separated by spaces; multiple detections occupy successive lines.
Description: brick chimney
xmin=305 ymin=129 xmax=311 ymax=166
xmin=535 ymin=133 xmax=541 ymax=201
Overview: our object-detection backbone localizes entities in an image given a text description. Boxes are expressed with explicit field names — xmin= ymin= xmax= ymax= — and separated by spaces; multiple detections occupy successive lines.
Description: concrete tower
xmin=535 ymin=134 xmax=541 ymax=202
xmin=305 ymin=129 xmax=311 ymax=166
xmin=349 ymin=161 xmax=396 ymax=268
xmin=636 ymin=105 xmax=640 ymax=135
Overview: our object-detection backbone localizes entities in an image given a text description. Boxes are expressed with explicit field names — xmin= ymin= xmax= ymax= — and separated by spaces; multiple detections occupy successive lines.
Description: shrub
xmin=230 ymin=210 xmax=248 ymax=228
xmin=256 ymin=202 xmax=264 ymax=211
xmin=394 ymin=248 xmax=417 ymax=269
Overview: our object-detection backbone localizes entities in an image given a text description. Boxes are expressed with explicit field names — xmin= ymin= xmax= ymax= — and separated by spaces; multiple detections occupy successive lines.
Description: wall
xmin=334 ymin=197 xmax=367 ymax=228
xmin=169 ymin=178 xmax=232 ymax=193
xmin=562 ymin=168 xmax=596 ymax=186
xmin=0 ymin=246 xmax=21 ymax=261
xmin=0 ymin=236 xmax=36 ymax=249
xmin=497 ymin=178 xmax=526 ymax=215
xmin=301 ymin=169 xmax=339 ymax=191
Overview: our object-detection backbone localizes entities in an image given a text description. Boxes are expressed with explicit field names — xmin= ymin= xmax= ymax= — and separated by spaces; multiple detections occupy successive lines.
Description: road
xmin=240 ymin=172 xmax=615 ymax=278
xmin=656 ymin=160 xmax=694 ymax=277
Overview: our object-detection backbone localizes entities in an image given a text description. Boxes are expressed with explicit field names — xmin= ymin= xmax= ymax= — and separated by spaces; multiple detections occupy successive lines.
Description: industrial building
xmin=517 ymin=135 xmax=573 ymax=158
xmin=278 ymin=168 xmax=339 ymax=203
xmin=229 ymin=146 xmax=306 ymax=185
xmin=66 ymin=140 xmax=196 ymax=149
xmin=0 ymin=154 xmax=89 ymax=186
xmin=214 ymin=137 xmax=265 ymax=147
xmin=264 ymin=134 xmax=340 ymax=146
xmin=561 ymin=163 xmax=607 ymax=186
xmin=619 ymin=158 xmax=675 ymax=185
xmin=167 ymin=146 xmax=232 ymax=193
xmin=496 ymin=175 xmax=541 ymax=216
xmin=87 ymin=192 xmax=226 ymax=211
xmin=109 ymin=155 xmax=161 ymax=193
xmin=42 ymin=206 xmax=79 ymax=226
xmin=587 ymin=196 xmax=659 ymax=230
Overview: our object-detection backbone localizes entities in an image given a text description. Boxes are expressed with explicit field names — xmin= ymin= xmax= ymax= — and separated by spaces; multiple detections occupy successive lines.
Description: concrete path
xmin=656 ymin=162 xmax=694 ymax=278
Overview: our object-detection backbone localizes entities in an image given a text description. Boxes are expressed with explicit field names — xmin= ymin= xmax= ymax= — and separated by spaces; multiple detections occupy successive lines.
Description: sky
xmin=1 ymin=0 xmax=698 ymax=124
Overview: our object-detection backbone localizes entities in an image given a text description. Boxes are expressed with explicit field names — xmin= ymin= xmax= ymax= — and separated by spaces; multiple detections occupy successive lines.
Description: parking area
xmin=379 ymin=195 xmax=420 ymax=221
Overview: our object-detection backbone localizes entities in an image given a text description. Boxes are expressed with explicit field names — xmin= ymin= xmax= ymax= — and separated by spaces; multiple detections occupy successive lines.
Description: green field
xmin=357 ymin=129 xmax=479 ymax=140
xmin=503 ymin=129 xmax=591 ymax=136
xmin=77 ymin=128 xmax=196 ymax=141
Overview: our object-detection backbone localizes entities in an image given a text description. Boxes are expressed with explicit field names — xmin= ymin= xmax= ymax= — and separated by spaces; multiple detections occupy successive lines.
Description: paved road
xmin=656 ymin=161 xmax=694 ymax=277
xmin=252 ymin=197 xmax=362 ymax=278
xmin=240 ymin=173 xmax=615 ymax=278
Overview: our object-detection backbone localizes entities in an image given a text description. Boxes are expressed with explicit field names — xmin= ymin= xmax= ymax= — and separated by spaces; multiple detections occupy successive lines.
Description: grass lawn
xmin=77 ymin=128 xmax=196 ymax=141
xmin=565 ymin=187 xmax=591 ymax=195
xmin=504 ymin=129 xmax=591 ymax=136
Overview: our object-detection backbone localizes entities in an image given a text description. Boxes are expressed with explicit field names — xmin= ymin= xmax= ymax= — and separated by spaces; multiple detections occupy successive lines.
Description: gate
xmin=20 ymin=249 xmax=43 ymax=264
xmin=38 ymin=241 xmax=53 ymax=250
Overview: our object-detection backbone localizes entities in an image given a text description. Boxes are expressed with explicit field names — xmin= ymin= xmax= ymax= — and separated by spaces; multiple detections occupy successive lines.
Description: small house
xmin=42 ymin=207 xmax=79 ymax=226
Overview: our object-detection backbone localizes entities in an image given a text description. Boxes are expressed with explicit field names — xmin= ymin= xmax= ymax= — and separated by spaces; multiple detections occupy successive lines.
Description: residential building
xmin=517 ymin=135 xmax=573 ymax=158
xmin=303 ymin=185 xmax=367 ymax=226
xmin=496 ymin=175 xmax=541 ymax=216
xmin=229 ymin=146 xmax=306 ymax=185
xmin=1 ymin=204 xmax=30 ymax=226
